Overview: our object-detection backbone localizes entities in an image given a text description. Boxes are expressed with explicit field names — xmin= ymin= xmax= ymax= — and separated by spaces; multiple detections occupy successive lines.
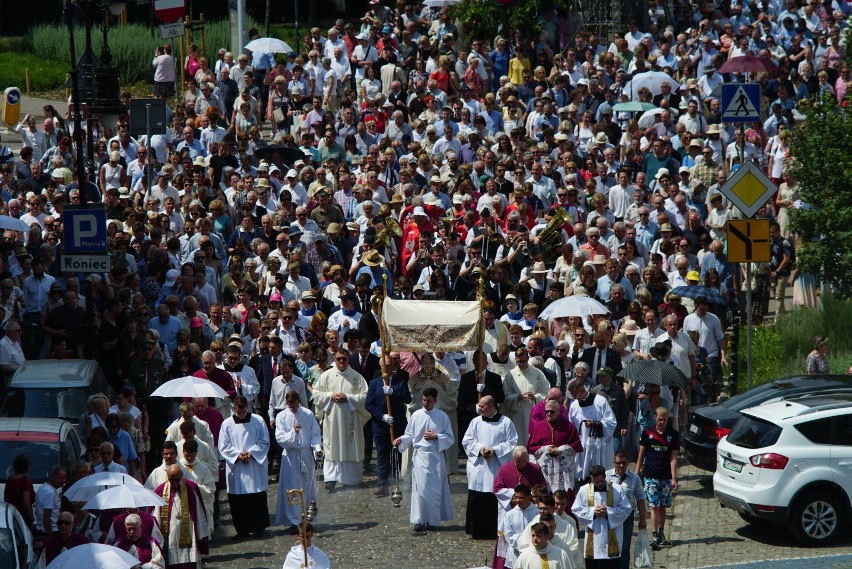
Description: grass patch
xmin=0 ymin=52 xmax=68 ymax=93
xmin=27 ymin=18 xmax=262 ymax=87
xmin=734 ymin=293 xmax=852 ymax=393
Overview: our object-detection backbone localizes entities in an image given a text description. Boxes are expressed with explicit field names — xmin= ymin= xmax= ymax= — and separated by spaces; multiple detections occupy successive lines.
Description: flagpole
xmin=476 ymin=269 xmax=486 ymax=401
xmin=378 ymin=273 xmax=395 ymax=441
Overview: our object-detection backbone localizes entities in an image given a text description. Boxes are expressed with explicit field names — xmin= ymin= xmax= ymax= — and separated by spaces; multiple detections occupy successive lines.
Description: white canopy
xmin=381 ymin=299 xmax=482 ymax=352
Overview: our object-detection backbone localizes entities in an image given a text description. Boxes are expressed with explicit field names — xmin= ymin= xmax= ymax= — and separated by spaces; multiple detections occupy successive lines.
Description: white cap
xmin=285 ymin=169 xmax=298 ymax=178
xmin=412 ymin=206 xmax=427 ymax=217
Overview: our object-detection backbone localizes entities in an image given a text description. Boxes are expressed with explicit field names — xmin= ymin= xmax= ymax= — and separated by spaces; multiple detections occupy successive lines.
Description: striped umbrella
xmin=620 ymin=359 xmax=688 ymax=387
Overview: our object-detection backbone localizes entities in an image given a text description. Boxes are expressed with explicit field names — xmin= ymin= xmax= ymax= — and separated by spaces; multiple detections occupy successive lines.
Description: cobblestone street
xmin=205 ymin=459 xmax=852 ymax=569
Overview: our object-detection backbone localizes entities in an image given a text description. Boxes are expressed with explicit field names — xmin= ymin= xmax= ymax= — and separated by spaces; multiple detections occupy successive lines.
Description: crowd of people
xmin=0 ymin=0 xmax=849 ymax=566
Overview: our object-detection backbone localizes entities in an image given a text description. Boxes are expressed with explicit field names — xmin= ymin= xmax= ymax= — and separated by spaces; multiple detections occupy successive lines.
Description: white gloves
xmin=382 ymin=414 xmax=394 ymax=425
xmin=383 ymin=385 xmax=393 ymax=395
xmin=476 ymin=383 xmax=486 ymax=393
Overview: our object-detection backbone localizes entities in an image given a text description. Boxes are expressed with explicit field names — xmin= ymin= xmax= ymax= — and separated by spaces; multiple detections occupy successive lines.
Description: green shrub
xmin=774 ymin=293 xmax=852 ymax=356
xmin=27 ymin=19 xmax=261 ymax=87
xmin=735 ymin=324 xmax=785 ymax=392
xmin=0 ymin=52 xmax=67 ymax=92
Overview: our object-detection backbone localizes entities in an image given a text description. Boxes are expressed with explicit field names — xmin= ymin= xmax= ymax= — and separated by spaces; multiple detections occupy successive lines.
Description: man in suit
xmin=573 ymin=324 xmax=622 ymax=384
xmin=484 ymin=266 xmax=509 ymax=312
xmin=250 ymin=335 xmax=287 ymax=468
xmin=457 ymin=349 xmax=506 ymax=442
xmin=444 ymin=259 xmax=473 ymax=301
xmin=652 ymin=82 xmax=681 ymax=109
xmin=351 ymin=337 xmax=382 ymax=472
xmin=358 ymin=295 xmax=381 ymax=344
xmin=364 ymin=353 xmax=412 ymax=495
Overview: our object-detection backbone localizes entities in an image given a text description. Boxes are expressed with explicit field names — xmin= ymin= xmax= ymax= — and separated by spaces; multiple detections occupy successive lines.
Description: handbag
xmin=634 ymin=529 xmax=653 ymax=568
xmin=273 ymin=107 xmax=286 ymax=126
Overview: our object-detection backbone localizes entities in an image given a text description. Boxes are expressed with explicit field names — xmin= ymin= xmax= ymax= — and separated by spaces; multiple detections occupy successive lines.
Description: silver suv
xmin=713 ymin=393 xmax=852 ymax=545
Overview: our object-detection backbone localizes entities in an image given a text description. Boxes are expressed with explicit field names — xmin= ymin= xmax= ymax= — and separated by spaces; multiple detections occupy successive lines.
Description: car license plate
xmin=723 ymin=457 xmax=743 ymax=473
xmin=689 ymin=423 xmax=700 ymax=435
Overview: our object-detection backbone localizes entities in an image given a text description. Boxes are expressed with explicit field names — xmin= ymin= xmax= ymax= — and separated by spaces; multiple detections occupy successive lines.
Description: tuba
xmin=376 ymin=217 xmax=403 ymax=248
xmin=538 ymin=207 xmax=573 ymax=264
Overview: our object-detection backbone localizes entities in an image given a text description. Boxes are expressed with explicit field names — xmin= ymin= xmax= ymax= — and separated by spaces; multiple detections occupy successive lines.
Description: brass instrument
xmin=375 ymin=217 xmax=403 ymax=248
xmin=509 ymin=234 xmax=529 ymax=256
xmin=538 ymin=207 xmax=573 ymax=264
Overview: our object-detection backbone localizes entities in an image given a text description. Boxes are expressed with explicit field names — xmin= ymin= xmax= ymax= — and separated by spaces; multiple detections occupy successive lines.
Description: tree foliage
xmin=788 ymin=26 xmax=852 ymax=299
xmin=448 ymin=0 xmax=569 ymax=42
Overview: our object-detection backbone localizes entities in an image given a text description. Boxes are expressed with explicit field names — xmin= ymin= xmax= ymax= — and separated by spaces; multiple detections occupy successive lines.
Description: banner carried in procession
xmin=381 ymin=300 xmax=482 ymax=352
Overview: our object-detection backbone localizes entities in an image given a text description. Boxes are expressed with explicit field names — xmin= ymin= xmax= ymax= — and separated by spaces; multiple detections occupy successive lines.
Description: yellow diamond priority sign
xmin=719 ymin=161 xmax=777 ymax=219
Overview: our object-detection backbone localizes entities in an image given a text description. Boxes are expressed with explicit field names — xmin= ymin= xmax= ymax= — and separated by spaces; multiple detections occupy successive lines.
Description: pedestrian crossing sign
xmin=721 ymin=83 xmax=760 ymax=123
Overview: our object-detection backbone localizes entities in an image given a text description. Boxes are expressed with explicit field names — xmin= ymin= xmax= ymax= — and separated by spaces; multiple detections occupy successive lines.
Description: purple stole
xmin=154 ymin=478 xmax=209 ymax=555
xmin=110 ymin=511 xmax=162 ymax=545
xmin=114 ymin=535 xmax=156 ymax=563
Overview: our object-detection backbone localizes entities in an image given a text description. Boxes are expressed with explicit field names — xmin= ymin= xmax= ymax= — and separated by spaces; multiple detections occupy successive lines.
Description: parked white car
xmin=713 ymin=394 xmax=852 ymax=545
xmin=0 ymin=502 xmax=33 ymax=569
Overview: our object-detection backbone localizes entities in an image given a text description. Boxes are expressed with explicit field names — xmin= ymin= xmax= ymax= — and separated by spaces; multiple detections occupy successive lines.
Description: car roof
xmin=724 ymin=374 xmax=852 ymax=410
xmin=743 ymin=395 xmax=852 ymax=423
xmin=9 ymin=359 xmax=100 ymax=388
xmin=0 ymin=418 xmax=70 ymax=437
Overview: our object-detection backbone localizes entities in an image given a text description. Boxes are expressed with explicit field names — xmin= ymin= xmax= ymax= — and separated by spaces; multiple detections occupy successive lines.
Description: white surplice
xmin=568 ymin=394 xmax=617 ymax=480
xmin=396 ymin=407 xmax=454 ymax=526
xmin=498 ymin=504 xmax=539 ymax=569
xmin=180 ymin=457 xmax=217 ymax=533
xmin=408 ymin=371 xmax=459 ymax=474
xmin=461 ymin=414 xmax=518 ymax=492
xmin=514 ymin=542 xmax=575 ymax=569
xmin=218 ymin=413 xmax=270 ymax=494
xmin=313 ymin=365 xmax=369 ymax=485
xmin=282 ymin=543 xmax=331 ymax=568
xmin=517 ymin=513 xmax=581 ymax=569
xmin=275 ymin=405 xmax=322 ymax=526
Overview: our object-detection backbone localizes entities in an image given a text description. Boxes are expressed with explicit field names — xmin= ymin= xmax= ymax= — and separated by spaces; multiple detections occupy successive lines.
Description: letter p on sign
xmin=73 ymin=214 xmax=98 ymax=246
xmin=63 ymin=208 xmax=107 ymax=253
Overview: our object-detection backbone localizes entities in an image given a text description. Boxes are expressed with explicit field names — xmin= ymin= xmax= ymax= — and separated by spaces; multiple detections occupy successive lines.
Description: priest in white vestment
xmin=312 ymin=347 xmax=370 ymax=489
xmin=516 ymin=496 xmax=581 ymax=569
xmin=165 ymin=402 xmax=216 ymax=451
xmin=145 ymin=441 xmax=192 ymax=490
xmin=179 ymin=439 xmax=217 ymax=533
xmin=567 ymin=378 xmax=617 ymax=482
xmin=462 ymin=395 xmax=517 ymax=540
xmin=407 ymin=353 xmax=460 ymax=474
xmin=275 ymin=390 xmax=323 ymax=528
xmin=502 ymin=348 xmax=550 ymax=445
xmin=218 ymin=396 xmax=271 ymax=538
xmin=571 ymin=465 xmax=632 ymax=565
xmin=394 ymin=386 xmax=454 ymax=531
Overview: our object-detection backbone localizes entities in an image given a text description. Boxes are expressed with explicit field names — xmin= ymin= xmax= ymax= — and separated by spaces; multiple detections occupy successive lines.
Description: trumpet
xmin=509 ymin=234 xmax=529 ymax=255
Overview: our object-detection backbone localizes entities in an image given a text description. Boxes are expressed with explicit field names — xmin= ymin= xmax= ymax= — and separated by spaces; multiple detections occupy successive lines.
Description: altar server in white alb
xmin=312 ymin=347 xmax=370 ymax=491
xmin=461 ymin=394 xmax=517 ymax=540
xmin=514 ymin=520 xmax=576 ymax=569
xmin=393 ymin=386 xmax=454 ymax=532
xmin=218 ymin=395 xmax=271 ymax=539
xmin=275 ymin=391 xmax=323 ymax=532
xmin=571 ymin=464 xmax=632 ymax=568
xmin=282 ymin=523 xmax=331 ymax=568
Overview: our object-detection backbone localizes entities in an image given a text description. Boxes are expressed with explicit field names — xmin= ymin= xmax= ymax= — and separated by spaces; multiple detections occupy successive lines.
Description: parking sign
xmin=62 ymin=207 xmax=107 ymax=253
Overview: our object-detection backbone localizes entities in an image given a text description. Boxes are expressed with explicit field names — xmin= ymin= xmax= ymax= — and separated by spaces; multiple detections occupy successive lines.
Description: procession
xmin=1 ymin=0 xmax=846 ymax=566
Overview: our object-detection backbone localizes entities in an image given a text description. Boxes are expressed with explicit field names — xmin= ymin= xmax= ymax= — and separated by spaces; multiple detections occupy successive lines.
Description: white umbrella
xmin=46 ymin=543 xmax=140 ymax=569
xmin=244 ymin=37 xmax=293 ymax=54
xmin=539 ymin=295 xmax=610 ymax=320
xmin=423 ymin=0 xmax=462 ymax=7
xmin=637 ymin=108 xmax=664 ymax=129
xmin=624 ymin=71 xmax=680 ymax=97
xmin=150 ymin=375 xmax=230 ymax=399
xmin=0 ymin=215 xmax=31 ymax=233
xmin=64 ymin=472 xmax=144 ymax=502
xmin=83 ymin=484 xmax=166 ymax=510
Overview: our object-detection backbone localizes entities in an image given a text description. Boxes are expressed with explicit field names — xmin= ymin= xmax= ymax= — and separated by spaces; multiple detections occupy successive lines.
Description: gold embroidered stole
xmin=161 ymin=480 xmax=193 ymax=548
xmin=585 ymin=482 xmax=620 ymax=558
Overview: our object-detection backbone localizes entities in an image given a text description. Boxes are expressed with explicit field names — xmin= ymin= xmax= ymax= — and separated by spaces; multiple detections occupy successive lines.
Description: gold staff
xmin=286 ymin=488 xmax=307 ymax=568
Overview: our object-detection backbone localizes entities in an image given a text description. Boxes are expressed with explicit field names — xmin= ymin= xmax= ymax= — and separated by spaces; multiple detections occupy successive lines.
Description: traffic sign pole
xmin=746 ymin=262 xmax=752 ymax=390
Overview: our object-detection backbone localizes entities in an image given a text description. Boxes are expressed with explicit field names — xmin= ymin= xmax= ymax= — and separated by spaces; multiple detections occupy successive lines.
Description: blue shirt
xmin=109 ymin=428 xmax=138 ymax=463
xmin=148 ymin=315 xmax=183 ymax=354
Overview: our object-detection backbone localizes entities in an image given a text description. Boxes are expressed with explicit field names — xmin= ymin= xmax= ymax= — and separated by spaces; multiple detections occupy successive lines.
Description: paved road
xmin=203 ymin=458 xmax=852 ymax=569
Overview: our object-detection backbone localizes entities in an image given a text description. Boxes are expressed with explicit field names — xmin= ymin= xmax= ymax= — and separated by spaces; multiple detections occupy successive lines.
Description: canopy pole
xmin=476 ymin=270 xmax=486 ymax=401
xmin=378 ymin=273 xmax=395 ymax=441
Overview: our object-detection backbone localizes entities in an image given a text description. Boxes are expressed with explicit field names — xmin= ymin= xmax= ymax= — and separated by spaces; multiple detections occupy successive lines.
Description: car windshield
xmin=0 ymin=441 xmax=60 ymax=483
xmin=0 ymin=388 xmax=88 ymax=422
xmin=727 ymin=415 xmax=782 ymax=449
xmin=721 ymin=379 xmax=847 ymax=411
